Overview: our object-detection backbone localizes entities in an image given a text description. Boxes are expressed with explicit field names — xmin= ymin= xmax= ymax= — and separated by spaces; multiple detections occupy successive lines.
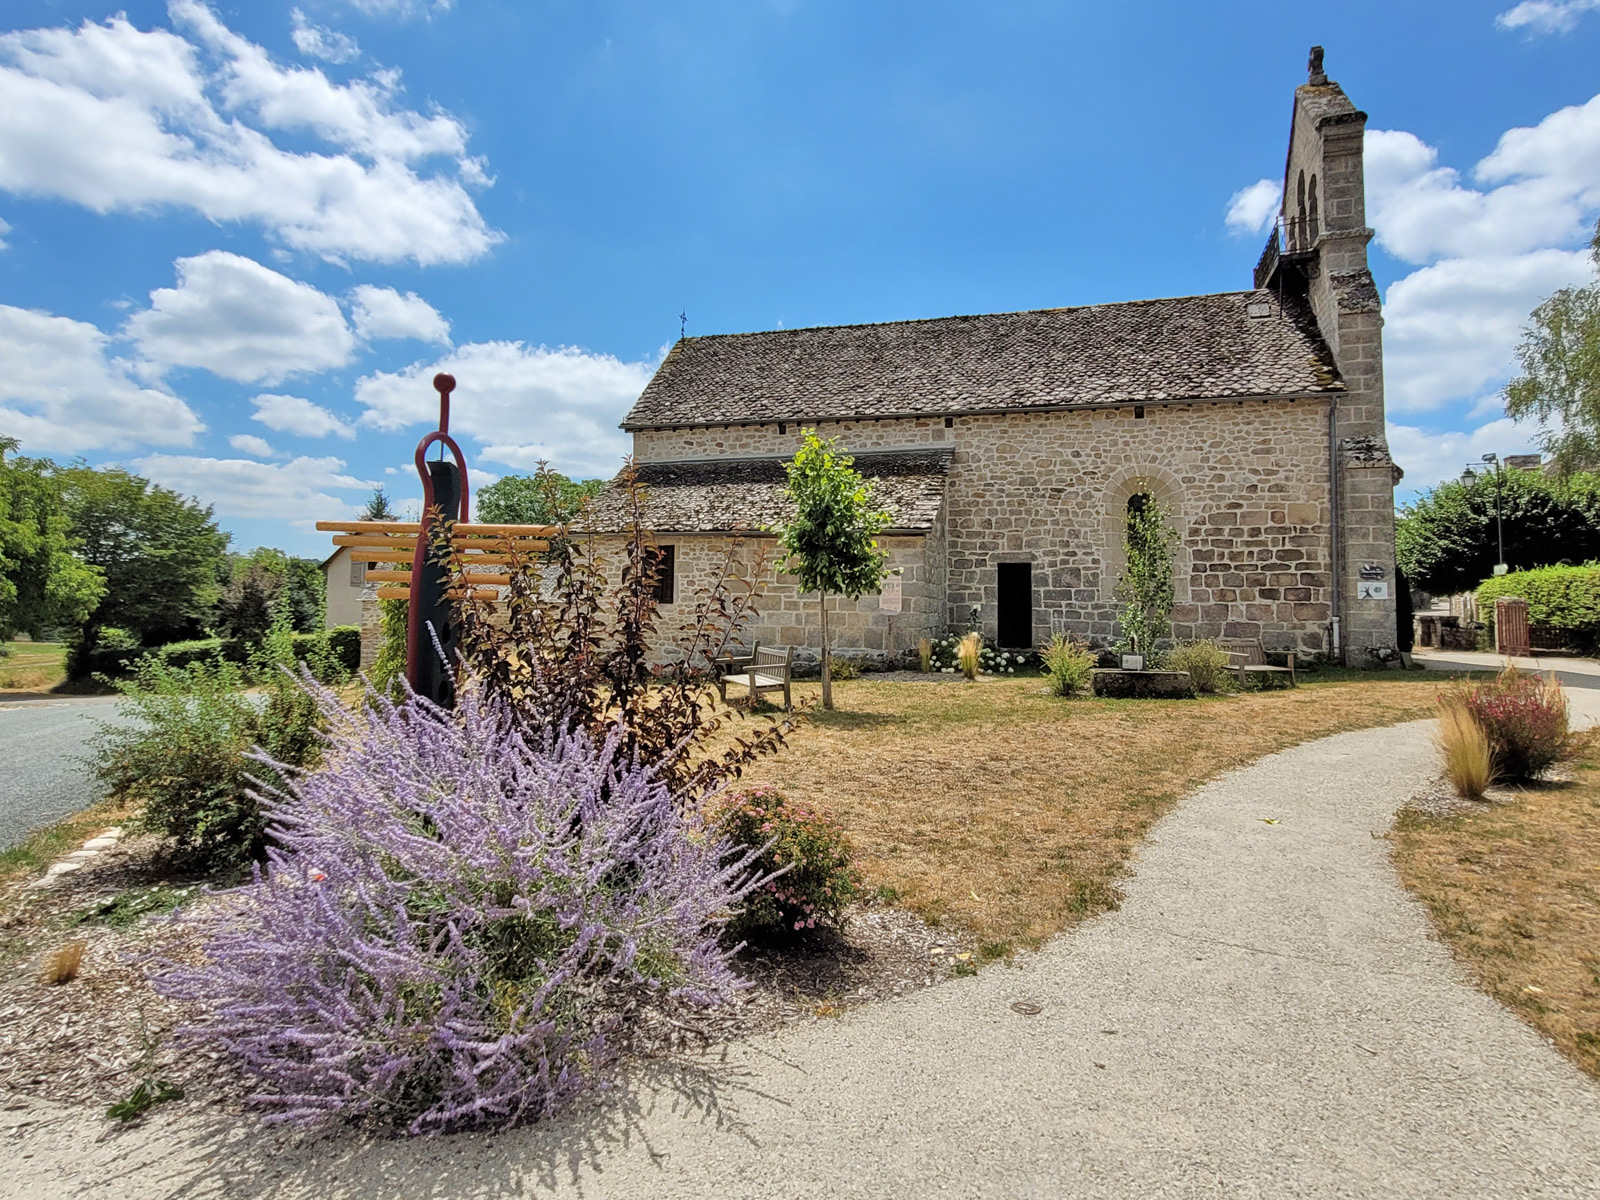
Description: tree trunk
xmin=819 ymin=589 xmax=833 ymax=710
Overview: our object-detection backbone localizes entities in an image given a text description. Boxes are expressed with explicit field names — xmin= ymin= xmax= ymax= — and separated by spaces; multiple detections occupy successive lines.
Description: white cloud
xmin=341 ymin=1 xmax=454 ymax=18
xmin=228 ymin=433 xmax=277 ymax=457
xmin=1388 ymin=417 xmax=1545 ymax=500
xmin=0 ymin=304 xmax=203 ymax=452
xmin=0 ymin=5 xmax=497 ymax=265
xmin=1224 ymin=179 xmax=1280 ymax=235
xmin=125 ymin=250 xmax=355 ymax=384
xmin=252 ymin=393 xmax=357 ymax=439
xmin=1496 ymin=1 xmax=1600 ymax=34
xmin=0 ymin=216 xmax=10 ymax=249
xmin=1382 ymin=249 xmax=1594 ymax=411
xmin=289 ymin=9 xmax=359 ymax=64
xmin=355 ymin=342 xmax=657 ymax=477
xmin=348 ymin=284 xmax=450 ymax=344
xmin=132 ymin=452 xmax=374 ymax=525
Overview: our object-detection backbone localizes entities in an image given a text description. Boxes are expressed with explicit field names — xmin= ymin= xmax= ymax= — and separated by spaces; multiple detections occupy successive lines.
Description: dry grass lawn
xmin=1391 ymin=751 xmax=1600 ymax=1080
xmin=0 ymin=640 xmax=66 ymax=692
xmin=735 ymin=670 xmax=1455 ymax=955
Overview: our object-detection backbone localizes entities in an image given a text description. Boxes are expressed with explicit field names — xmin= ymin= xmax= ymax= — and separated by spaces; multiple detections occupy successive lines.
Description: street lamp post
xmin=1460 ymin=454 xmax=1506 ymax=576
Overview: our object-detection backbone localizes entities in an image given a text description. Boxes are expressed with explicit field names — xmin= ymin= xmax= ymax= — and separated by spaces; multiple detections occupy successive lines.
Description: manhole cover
xmin=1010 ymin=1000 xmax=1042 ymax=1017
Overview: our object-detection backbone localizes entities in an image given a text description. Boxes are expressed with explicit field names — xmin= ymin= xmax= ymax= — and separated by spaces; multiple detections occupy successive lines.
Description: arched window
xmin=1308 ymin=174 xmax=1320 ymax=243
xmin=1294 ymin=171 xmax=1307 ymax=249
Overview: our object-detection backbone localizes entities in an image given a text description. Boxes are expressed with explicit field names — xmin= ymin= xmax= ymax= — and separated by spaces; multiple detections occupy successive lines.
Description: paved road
xmin=10 ymin=699 xmax=1600 ymax=1197
xmin=0 ymin=697 xmax=127 ymax=850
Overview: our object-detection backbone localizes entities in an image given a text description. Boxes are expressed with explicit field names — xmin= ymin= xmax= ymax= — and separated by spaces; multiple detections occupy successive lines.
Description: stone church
xmin=584 ymin=48 xmax=1400 ymax=667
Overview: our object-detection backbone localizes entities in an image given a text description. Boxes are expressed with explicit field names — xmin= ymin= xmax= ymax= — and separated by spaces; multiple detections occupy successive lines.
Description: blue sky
xmin=3 ymin=1 xmax=1600 ymax=558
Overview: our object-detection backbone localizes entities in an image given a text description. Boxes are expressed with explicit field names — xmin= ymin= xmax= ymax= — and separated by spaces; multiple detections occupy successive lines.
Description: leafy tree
xmin=773 ymin=431 xmax=892 ymax=710
xmin=1505 ymin=219 xmax=1600 ymax=472
xmin=359 ymin=486 xmax=397 ymax=522
xmin=216 ymin=549 xmax=325 ymax=643
xmin=60 ymin=466 xmax=229 ymax=671
xmin=0 ymin=437 xmax=104 ymax=641
xmin=1395 ymin=468 xmax=1600 ymax=595
xmin=476 ymin=470 xmax=605 ymax=525
xmin=1114 ymin=491 xmax=1180 ymax=660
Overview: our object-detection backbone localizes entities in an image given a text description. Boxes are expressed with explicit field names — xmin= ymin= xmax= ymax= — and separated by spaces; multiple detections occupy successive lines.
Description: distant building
xmin=322 ymin=545 xmax=372 ymax=630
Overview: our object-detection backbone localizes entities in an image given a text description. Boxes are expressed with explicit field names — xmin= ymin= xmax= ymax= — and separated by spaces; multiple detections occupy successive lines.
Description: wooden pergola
xmin=316 ymin=520 xmax=558 ymax=601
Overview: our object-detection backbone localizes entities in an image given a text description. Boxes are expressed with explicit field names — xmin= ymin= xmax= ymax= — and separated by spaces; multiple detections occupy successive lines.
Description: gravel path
xmin=8 ymin=709 xmax=1600 ymax=1198
xmin=0 ymin=697 xmax=126 ymax=850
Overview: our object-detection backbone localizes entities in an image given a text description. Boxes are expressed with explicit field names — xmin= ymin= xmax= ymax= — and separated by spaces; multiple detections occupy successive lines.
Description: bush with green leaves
xmin=1167 ymin=639 xmax=1235 ymax=693
xmin=715 ymin=787 xmax=860 ymax=940
xmin=1041 ymin=635 xmax=1096 ymax=696
xmin=92 ymin=617 xmax=339 ymax=871
xmin=1477 ymin=564 xmax=1600 ymax=648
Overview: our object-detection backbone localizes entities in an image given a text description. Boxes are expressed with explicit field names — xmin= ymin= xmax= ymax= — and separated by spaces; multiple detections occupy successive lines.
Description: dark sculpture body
xmin=407 ymin=373 xmax=470 ymax=706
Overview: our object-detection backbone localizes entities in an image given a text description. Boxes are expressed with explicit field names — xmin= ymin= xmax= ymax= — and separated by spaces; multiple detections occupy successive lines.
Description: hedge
xmin=1477 ymin=564 xmax=1600 ymax=641
xmin=72 ymin=626 xmax=362 ymax=681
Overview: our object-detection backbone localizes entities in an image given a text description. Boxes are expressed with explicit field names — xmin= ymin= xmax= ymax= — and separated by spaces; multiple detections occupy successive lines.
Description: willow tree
xmin=774 ymin=432 xmax=892 ymax=710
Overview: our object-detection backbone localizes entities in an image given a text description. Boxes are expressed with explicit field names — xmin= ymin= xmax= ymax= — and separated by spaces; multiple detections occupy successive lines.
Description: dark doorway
xmin=997 ymin=563 xmax=1033 ymax=648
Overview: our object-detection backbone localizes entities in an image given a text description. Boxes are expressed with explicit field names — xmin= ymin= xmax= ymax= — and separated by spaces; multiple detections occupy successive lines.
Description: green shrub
xmin=156 ymin=638 xmax=228 ymax=670
xmin=1477 ymin=564 xmax=1600 ymax=647
xmin=1167 ymin=639 xmax=1235 ymax=694
xmin=369 ymin=598 xmax=407 ymax=692
xmin=716 ymin=787 xmax=860 ymax=940
xmin=92 ymin=656 xmax=269 ymax=869
xmin=1041 ymin=635 xmax=1096 ymax=696
xmin=91 ymin=618 xmax=333 ymax=872
xmin=326 ymin=625 xmax=361 ymax=673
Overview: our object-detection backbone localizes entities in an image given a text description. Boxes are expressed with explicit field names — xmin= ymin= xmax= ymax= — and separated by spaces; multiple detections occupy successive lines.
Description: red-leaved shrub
xmin=1452 ymin=667 xmax=1570 ymax=780
xmin=716 ymin=787 xmax=860 ymax=940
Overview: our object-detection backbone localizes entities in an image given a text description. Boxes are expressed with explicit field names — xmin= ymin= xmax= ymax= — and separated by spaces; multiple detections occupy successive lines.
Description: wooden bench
xmin=716 ymin=645 xmax=794 ymax=709
xmin=1218 ymin=638 xmax=1296 ymax=688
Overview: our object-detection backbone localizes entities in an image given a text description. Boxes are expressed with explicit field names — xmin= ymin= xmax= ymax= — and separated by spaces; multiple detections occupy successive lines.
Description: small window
xmin=1133 ymin=405 xmax=1146 ymax=420
xmin=944 ymin=416 xmax=954 ymax=429
xmin=778 ymin=422 xmax=787 ymax=435
xmin=349 ymin=557 xmax=366 ymax=585
xmin=652 ymin=544 xmax=676 ymax=604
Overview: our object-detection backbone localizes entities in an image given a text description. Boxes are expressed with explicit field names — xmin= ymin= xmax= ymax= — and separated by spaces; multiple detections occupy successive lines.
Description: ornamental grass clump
xmin=957 ymin=632 xmax=983 ymax=681
xmin=716 ymin=787 xmax=860 ymax=941
xmin=1434 ymin=699 xmax=1495 ymax=801
xmin=1167 ymin=639 xmax=1235 ymax=694
xmin=153 ymin=678 xmax=766 ymax=1134
xmin=1454 ymin=666 xmax=1570 ymax=780
xmin=1042 ymin=635 xmax=1096 ymax=697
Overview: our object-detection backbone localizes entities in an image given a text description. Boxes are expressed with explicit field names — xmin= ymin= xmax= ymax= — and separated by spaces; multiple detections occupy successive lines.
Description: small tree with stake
xmin=1115 ymin=491 xmax=1179 ymax=664
xmin=774 ymin=432 xmax=893 ymax=710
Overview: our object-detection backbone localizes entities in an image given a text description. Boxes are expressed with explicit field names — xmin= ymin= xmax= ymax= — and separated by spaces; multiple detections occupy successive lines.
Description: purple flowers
xmin=153 ymin=678 xmax=762 ymax=1133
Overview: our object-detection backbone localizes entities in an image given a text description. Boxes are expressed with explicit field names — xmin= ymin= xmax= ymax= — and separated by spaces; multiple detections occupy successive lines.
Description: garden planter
xmin=1089 ymin=668 xmax=1197 ymax=700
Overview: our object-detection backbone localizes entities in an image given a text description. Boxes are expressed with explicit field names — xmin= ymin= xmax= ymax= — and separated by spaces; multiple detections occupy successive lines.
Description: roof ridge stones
xmin=624 ymin=289 xmax=1341 ymax=432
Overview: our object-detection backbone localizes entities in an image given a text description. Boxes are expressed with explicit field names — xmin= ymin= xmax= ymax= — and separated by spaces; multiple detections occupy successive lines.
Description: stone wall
xmin=593 ymin=533 xmax=940 ymax=667
xmin=634 ymin=398 xmax=1336 ymax=655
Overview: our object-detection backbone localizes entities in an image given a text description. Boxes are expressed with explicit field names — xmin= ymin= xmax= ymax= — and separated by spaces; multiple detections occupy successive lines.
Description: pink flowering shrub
xmin=1452 ymin=666 xmax=1570 ymax=779
xmin=152 ymin=678 xmax=765 ymax=1133
xmin=716 ymin=787 xmax=860 ymax=940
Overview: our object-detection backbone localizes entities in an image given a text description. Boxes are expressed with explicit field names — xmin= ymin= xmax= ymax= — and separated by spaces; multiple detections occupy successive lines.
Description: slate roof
xmin=580 ymin=449 xmax=953 ymax=535
xmin=623 ymin=290 xmax=1341 ymax=430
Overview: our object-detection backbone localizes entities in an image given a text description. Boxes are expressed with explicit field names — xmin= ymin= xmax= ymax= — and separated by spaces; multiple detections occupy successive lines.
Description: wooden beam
xmin=366 ymin=569 xmax=516 ymax=585
xmin=375 ymin=586 xmax=500 ymax=601
xmin=318 ymin=519 xmax=559 ymax=537
xmin=356 ymin=550 xmax=531 ymax=566
xmin=332 ymin=534 xmax=549 ymax=552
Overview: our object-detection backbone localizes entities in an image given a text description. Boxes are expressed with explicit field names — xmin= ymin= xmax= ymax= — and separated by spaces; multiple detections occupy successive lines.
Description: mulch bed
xmin=0 ymin=834 xmax=971 ymax=1117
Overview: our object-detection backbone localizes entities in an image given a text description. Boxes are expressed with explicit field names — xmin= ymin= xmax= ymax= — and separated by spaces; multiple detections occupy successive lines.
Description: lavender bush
xmin=153 ymin=677 xmax=764 ymax=1133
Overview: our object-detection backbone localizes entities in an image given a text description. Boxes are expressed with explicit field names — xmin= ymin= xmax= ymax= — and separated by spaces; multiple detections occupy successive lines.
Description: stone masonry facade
xmin=628 ymin=398 xmax=1334 ymax=656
